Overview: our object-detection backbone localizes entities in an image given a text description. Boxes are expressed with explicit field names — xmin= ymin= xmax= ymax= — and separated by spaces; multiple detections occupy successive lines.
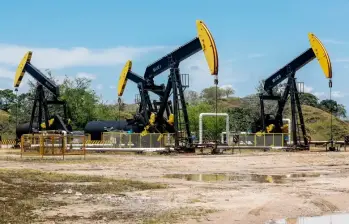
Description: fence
xmin=21 ymin=133 xmax=86 ymax=159
xmin=224 ymin=133 xmax=290 ymax=147
xmin=101 ymin=132 xmax=175 ymax=149
xmin=0 ymin=139 xmax=17 ymax=149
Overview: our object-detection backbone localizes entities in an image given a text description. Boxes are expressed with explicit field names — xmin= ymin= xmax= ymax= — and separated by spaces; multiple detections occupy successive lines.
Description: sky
xmin=0 ymin=0 xmax=348 ymax=111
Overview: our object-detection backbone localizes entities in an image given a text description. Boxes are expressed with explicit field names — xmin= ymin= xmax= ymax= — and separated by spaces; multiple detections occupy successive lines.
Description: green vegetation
xmin=0 ymin=72 xmax=135 ymax=138
xmin=0 ymin=168 xmax=166 ymax=224
xmin=301 ymin=105 xmax=349 ymax=140
xmin=0 ymin=72 xmax=348 ymax=141
xmin=91 ymin=207 xmax=217 ymax=224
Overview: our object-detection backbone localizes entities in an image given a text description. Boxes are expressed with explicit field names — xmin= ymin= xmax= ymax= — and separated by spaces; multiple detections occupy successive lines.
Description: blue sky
xmin=0 ymin=0 xmax=348 ymax=111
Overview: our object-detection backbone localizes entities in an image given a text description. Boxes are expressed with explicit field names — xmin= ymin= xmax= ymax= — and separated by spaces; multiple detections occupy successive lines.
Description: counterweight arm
xmin=144 ymin=38 xmax=202 ymax=79
xmin=14 ymin=51 xmax=59 ymax=97
xmin=143 ymin=20 xmax=219 ymax=80
xmin=263 ymin=48 xmax=315 ymax=94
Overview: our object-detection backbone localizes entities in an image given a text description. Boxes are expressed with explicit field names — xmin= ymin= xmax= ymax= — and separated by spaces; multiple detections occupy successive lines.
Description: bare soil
xmin=1 ymin=149 xmax=349 ymax=223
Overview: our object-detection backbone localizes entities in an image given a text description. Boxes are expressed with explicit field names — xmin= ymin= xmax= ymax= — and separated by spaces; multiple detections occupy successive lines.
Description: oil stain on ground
xmin=163 ymin=172 xmax=321 ymax=184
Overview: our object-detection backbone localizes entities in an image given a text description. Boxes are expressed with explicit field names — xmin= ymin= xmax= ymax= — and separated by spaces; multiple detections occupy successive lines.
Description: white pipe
xmin=27 ymin=144 xmax=114 ymax=147
xmin=282 ymin=118 xmax=291 ymax=145
xmin=84 ymin=147 xmax=174 ymax=152
xmin=199 ymin=113 xmax=229 ymax=144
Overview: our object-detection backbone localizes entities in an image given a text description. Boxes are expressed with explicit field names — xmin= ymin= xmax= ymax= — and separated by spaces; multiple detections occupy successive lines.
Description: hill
xmin=0 ymin=110 xmax=9 ymax=120
xmin=300 ymin=105 xmax=349 ymax=141
xmin=219 ymin=97 xmax=242 ymax=108
xmin=217 ymin=96 xmax=349 ymax=141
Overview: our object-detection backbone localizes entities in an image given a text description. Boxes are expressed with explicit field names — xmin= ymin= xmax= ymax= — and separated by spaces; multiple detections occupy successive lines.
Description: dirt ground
xmin=1 ymin=149 xmax=349 ymax=223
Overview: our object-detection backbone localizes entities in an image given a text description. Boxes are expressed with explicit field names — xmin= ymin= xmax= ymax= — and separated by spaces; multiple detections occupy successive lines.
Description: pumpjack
xmin=118 ymin=60 xmax=175 ymax=132
xmin=255 ymin=33 xmax=332 ymax=149
xmin=117 ymin=20 xmax=218 ymax=151
xmin=84 ymin=61 xmax=175 ymax=140
xmin=85 ymin=20 xmax=218 ymax=150
xmin=14 ymin=51 xmax=73 ymax=140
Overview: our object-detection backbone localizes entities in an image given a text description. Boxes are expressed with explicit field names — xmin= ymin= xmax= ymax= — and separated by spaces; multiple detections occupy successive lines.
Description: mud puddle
xmin=266 ymin=212 xmax=349 ymax=223
xmin=163 ymin=172 xmax=321 ymax=184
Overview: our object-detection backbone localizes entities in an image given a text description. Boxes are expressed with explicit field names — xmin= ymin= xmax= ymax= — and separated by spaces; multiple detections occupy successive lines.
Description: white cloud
xmin=109 ymin=86 xmax=116 ymax=89
xmin=322 ymin=39 xmax=347 ymax=45
xmin=96 ymin=84 xmax=103 ymax=90
xmin=313 ymin=90 xmax=346 ymax=99
xmin=0 ymin=67 xmax=15 ymax=79
xmin=220 ymin=84 xmax=233 ymax=90
xmin=313 ymin=92 xmax=326 ymax=98
xmin=0 ymin=67 xmax=31 ymax=93
xmin=0 ymin=44 xmax=169 ymax=69
xmin=76 ymin=72 xmax=96 ymax=80
xmin=332 ymin=91 xmax=345 ymax=98
xmin=303 ymin=84 xmax=313 ymax=93
xmin=305 ymin=86 xmax=345 ymax=100
xmin=247 ymin=53 xmax=265 ymax=59
xmin=179 ymin=52 xmax=242 ymax=92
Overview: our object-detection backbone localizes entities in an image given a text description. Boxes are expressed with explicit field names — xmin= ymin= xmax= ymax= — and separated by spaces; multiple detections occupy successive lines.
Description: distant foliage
xmin=0 ymin=74 xmax=134 ymax=137
xmin=0 ymin=75 xmax=347 ymax=141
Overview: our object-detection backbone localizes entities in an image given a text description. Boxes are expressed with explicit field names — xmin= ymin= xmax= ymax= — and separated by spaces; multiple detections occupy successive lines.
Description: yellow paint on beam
xmin=308 ymin=33 xmax=332 ymax=79
xmin=118 ymin=60 xmax=132 ymax=96
xmin=14 ymin=51 xmax=32 ymax=87
xmin=196 ymin=20 xmax=219 ymax=75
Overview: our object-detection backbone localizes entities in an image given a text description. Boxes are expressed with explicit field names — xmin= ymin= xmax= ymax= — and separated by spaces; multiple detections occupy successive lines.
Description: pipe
xmin=199 ymin=113 xmax=229 ymax=144
xmin=28 ymin=144 xmax=114 ymax=147
xmin=84 ymin=147 xmax=174 ymax=152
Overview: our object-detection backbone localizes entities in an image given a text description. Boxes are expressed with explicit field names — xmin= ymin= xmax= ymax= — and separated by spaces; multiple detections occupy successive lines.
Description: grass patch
xmin=0 ymin=156 xmax=110 ymax=164
xmin=0 ymin=169 xmax=166 ymax=224
xmin=188 ymin=198 xmax=203 ymax=203
xmin=286 ymin=105 xmax=349 ymax=141
xmin=143 ymin=207 xmax=217 ymax=224
xmin=91 ymin=207 xmax=217 ymax=224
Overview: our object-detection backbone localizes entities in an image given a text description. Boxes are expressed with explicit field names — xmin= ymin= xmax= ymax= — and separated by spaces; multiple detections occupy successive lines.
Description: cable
xmin=329 ymin=79 xmax=334 ymax=150
xmin=214 ymin=76 xmax=218 ymax=153
xmin=118 ymin=97 xmax=121 ymax=120
xmin=15 ymin=88 xmax=18 ymax=126
xmin=15 ymin=88 xmax=19 ymax=147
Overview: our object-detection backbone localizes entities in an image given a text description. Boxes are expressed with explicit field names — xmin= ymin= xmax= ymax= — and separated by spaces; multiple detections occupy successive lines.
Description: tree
xmin=12 ymin=93 xmax=33 ymax=124
xmin=335 ymin=104 xmax=347 ymax=118
xmin=59 ymin=77 xmax=99 ymax=130
xmin=185 ymin=90 xmax=200 ymax=104
xmin=222 ymin=86 xmax=235 ymax=98
xmin=319 ymin=99 xmax=347 ymax=118
xmin=228 ymin=107 xmax=254 ymax=132
xmin=201 ymin=86 xmax=224 ymax=103
xmin=320 ymin=99 xmax=337 ymax=113
xmin=0 ymin=89 xmax=17 ymax=114
xmin=0 ymin=111 xmax=12 ymax=138
xmin=187 ymin=102 xmax=226 ymax=141
xmin=299 ymin=93 xmax=319 ymax=107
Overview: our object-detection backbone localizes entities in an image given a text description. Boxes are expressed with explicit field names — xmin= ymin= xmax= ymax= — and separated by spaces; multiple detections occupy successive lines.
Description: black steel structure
xmin=14 ymin=51 xmax=72 ymax=140
xmin=118 ymin=61 xmax=174 ymax=132
xmin=86 ymin=20 xmax=218 ymax=150
xmin=115 ymin=20 xmax=219 ymax=151
xmin=141 ymin=39 xmax=204 ymax=150
xmin=257 ymin=33 xmax=332 ymax=149
xmin=260 ymin=48 xmax=316 ymax=149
